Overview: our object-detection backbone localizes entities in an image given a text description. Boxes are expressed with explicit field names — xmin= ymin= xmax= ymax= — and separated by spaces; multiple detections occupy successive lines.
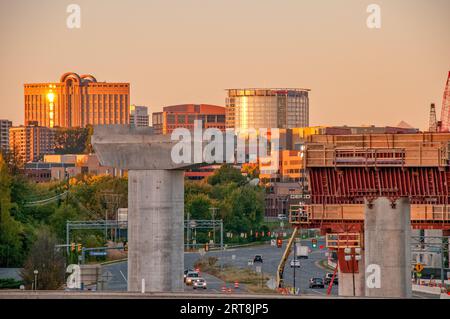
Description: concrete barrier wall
xmin=412 ymin=284 xmax=442 ymax=295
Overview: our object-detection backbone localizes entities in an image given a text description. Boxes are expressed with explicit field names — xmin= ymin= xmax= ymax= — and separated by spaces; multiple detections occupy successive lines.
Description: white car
xmin=277 ymin=214 xmax=287 ymax=220
xmin=193 ymin=278 xmax=207 ymax=289
xmin=290 ymin=259 xmax=301 ymax=268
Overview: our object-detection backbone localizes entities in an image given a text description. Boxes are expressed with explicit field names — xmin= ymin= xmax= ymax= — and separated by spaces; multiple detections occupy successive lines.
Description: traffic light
xmin=70 ymin=243 xmax=75 ymax=252
xmin=312 ymin=238 xmax=318 ymax=249
xmin=277 ymin=238 xmax=283 ymax=248
xmin=77 ymin=243 xmax=82 ymax=253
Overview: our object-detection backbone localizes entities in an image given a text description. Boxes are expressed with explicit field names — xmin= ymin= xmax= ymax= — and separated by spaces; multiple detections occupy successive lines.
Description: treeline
xmin=0 ymin=154 xmax=127 ymax=267
xmin=0 ymin=157 xmax=264 ymax=268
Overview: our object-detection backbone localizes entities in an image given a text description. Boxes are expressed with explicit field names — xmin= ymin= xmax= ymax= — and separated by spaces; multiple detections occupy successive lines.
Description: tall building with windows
xmin=130 ymin=105 xmax=149 ymax=127
xmin=0 ymin=119 xmax=12 ymax=154
xmin=225 ymin=88 xmax=310 ymax=130
xmin=9 ymin=124 xmax=55 ymax=164
xmin=152 ymin=104 xmax=225 ymax=135
xmin=24 ymin=72 xmax=130 ymax=128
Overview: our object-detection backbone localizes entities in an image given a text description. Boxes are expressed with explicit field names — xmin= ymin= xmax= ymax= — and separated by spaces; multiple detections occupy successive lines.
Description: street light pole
xmin=33 ymin=269 xmax=39 ymax=291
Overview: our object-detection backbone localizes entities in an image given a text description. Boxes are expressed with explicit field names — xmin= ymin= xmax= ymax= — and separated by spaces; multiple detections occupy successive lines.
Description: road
xmin=103 ymin=238 xmax=337 ymax=296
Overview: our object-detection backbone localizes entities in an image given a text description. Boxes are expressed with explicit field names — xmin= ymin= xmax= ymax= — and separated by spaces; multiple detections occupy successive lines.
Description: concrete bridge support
xmin=364 ymin=197 xmax=412 ymax=298
xmin=338 ymin=252 xmax=365 ymax=297
xmin=127 ymin=170 xmax=184 ymax=292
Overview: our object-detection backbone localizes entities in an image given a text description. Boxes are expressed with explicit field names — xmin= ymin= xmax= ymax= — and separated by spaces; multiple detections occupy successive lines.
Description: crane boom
xmin=439 ymin=71 xmax=450 ymax=132
xmin=276 ymin=227 xmax=299 ymax=288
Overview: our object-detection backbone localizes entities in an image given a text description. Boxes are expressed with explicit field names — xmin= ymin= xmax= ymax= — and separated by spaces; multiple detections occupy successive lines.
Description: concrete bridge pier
xmin=338 ymin=251 xmax=365 ymax=297
xmin=364 ymin=197 xmax=412 ymax=298
xmin=128 ymin=169 xmax=184 ymax=292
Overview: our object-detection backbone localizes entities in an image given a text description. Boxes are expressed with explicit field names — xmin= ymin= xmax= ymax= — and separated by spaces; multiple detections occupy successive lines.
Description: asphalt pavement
xmin=102 ymin=237 xmax=338 ymax=296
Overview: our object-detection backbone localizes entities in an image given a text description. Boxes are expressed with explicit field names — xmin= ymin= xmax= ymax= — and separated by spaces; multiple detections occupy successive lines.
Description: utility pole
xmin=209 ymin=207 xmax=218 ymax=245
xmin=293 ymin=240 xmax=296 ymax=293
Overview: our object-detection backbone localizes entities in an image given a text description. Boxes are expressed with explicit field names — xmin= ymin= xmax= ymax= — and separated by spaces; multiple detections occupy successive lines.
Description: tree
xmin=0 ymin=154 xmax=24 ymax=267
xmin=54 ymin=127 xmax=89 ymax=154
xmin=185 ymin=193 xmax=214 ymax=220
xmin=207 ymin=164 xmax=246 ymax=186
xmin=224 ymin=186 xmax=264 ymax=233
xmin=20 ymin=228 xmax=66 ymax=290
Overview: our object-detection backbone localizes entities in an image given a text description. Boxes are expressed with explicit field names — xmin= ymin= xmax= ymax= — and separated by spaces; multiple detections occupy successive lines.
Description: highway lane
xmin=103 ymin=237 xmax=337 ymax=296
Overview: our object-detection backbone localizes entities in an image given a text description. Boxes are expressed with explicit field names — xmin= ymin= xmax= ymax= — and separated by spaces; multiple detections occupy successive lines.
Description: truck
xmin=296 ymin=245 xmax=309 ymax=259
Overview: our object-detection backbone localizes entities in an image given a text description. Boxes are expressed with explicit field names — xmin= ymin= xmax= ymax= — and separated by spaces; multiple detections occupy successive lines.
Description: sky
xmin=0 ymin=0 xmax=449 ymax=130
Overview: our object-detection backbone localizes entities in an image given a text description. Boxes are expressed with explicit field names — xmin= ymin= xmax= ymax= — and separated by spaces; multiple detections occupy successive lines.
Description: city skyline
xmin=1 ymin=0 xmax=450 ymax=130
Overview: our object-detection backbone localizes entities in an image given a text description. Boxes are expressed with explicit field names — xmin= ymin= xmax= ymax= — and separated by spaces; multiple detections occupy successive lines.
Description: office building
xmin=24 ymin=72 xmax=130 ymax=128
xmin=152 ymin=104 xmax=225 ymax=135
xmin=9 ymin=124 xmax=55 ymax=164
xmin=130 ymin=105 xmax=149 ymax=127
xmin=225 ymin=88 xmax=309 ymax=130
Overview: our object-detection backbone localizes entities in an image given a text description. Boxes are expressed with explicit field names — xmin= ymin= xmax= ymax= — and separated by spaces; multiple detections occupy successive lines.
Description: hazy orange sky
xmin=0 ymin=0 xmax=449 ymax=130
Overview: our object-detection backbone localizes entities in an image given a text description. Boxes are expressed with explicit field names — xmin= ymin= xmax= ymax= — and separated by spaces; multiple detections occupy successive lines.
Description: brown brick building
xmin=152 ymin=104 xmax=225 ymax=135
xmin=24 ymin=72 xmax=130 ymax=128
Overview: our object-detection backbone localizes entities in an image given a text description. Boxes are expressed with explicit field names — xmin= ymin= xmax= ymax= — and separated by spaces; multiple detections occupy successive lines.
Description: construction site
xmin=280 ymin=71 xmax=450 ymax=297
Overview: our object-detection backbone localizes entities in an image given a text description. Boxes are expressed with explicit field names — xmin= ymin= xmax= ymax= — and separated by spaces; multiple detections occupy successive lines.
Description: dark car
xmin=309 ymin=277 xmax=325 ymax=289
xmin=324 ymin=273 xmax=338 ymax=286
xmin=253 ymin=255 xmax=263 ymax=263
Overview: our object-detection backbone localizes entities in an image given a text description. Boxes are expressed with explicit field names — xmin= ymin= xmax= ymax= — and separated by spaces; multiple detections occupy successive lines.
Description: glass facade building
xmin=225 ymin=88 xmax=309 ymax=130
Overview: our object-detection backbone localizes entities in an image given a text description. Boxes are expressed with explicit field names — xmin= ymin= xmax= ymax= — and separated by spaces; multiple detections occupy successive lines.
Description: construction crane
xmin=439 ymin=71 xmax=450 ymax=132
xmin=276 ymin=226 xmax=299 ymax=288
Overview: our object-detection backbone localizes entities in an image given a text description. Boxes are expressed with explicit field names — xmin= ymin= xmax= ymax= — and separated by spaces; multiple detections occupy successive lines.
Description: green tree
xmin=0 ymin=154 xmax=24 ymax=267
xmin=185 ymin=193 xmax=213 ymax=220
xmin=224 ymin=186 xmax=264 ymax=234
xmin=207 ymin=164 xmax=246 ymax=186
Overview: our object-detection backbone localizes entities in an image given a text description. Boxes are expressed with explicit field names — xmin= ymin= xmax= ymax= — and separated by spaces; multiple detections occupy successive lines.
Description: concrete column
xmin=128 ymin=169 xmax=184 ymax=292
xmin=364 ymin=197 xmax=412 ymax=298
xmin=338 ymin=250 xmax=365 ymax=297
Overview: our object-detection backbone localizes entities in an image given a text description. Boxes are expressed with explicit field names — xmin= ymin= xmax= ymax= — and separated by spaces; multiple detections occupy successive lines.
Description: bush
xmin=0 ymin=278 xmax=24 ymax=289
